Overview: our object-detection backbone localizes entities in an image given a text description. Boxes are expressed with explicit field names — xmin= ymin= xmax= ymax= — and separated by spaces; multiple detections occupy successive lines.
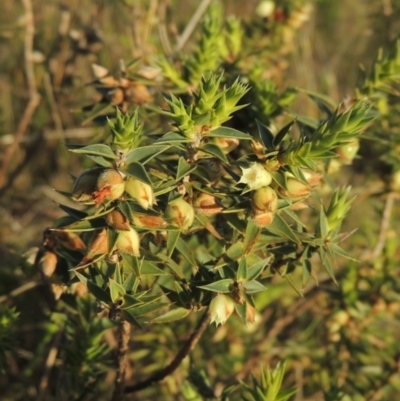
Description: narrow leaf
xmin=150 ymin=307 xmax=191 ymax=323
xmin=68 ymin=144 xmax=118 ymax=159
xmin=207 ymin=126 xmax=252 ymax=140
xmin=198 ymin=279 xmax=232 ymax=293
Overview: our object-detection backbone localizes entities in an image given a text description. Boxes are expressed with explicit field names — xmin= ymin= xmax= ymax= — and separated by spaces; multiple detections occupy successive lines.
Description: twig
xmin=111 ymin=319 xmax=132 ymax=401
xmin=124 ymin=308 xmax=211 ymax=394
xmin=43 ymin=72 xmax=63 ymax=134
xmin=143 ymin=0 xmax=158 ymax=54
xmin=37 ymin=330 xmax=63 ymax=401
xmin=0 ymin=281 xmax=40 ymax=303
xmin=371 ymin=192 xmax=399 ymax=260
xmin=0 ymin=0 xmax=40 ymax=190
xmin=235 ymin=293 xmax=321 ymax=381
xmin=173 ymin=0 xmax=213 ymax=54
xmin=158 ymin=0 xmax=173 ymax=55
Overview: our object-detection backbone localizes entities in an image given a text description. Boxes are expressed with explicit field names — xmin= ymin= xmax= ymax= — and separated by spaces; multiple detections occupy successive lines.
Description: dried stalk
xmin=0 ymin=0 xmax=40 ymax=190
xmin=111 ymin=319 xmax=132 ymax=401
xmin=124 ymin=309 xmax=210 ymax=394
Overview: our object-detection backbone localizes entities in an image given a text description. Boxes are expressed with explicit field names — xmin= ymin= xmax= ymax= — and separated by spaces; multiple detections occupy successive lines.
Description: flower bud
xmin=252 ymin=211 xmax=275 ymax=227
xmin=72 ymin=167 xmax=103 ymax=202
xmin=94 ymin=169 xmax=125 ymax=205
xmin=251 ymin=139 xmax=265 ymax=159
xmin=335 ymin=140 xmax=359 ymax=164
xmin=132 ymin=214 xmax=167 ymax=229
xmin=193 ymin=193 xmax=223 ymax=216
xmin=116 ymin=227 xmax=140 ymax=256
xmin=390 ymin=169 xmax=400 ymax=192
xmin=252 ymin=186 xmax=278 ymax=213
xmin=78 ymin=228 xmax=109 ymax=267
xmin=279 ymin=177 xmax=311 ymax=199
xmin=256 ymin=0 xmax=275 ymax=17
xmin=125 ymin=177 xmax=155 ymax=210
xmin=239 ymin=163 xmax=272 ymax=190
xmin=209 ymin=294 xmax=236 ymax=326
xmin=165 ymin=198 xmax=195 ymax=231
xmin=246 ymin=303 xmax=256 ymax=324
xmin=106 ymin=209 xmax=131 ymax=231
xmin=209 ymin=137 xmax=239 ymax=154
xmin=302 ymin=169 xmax=323 ymax=187
xmin=38 ymin=250 xmax=58 ymax=278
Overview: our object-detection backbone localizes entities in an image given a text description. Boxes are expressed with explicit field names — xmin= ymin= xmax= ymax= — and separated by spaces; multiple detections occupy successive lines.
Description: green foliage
xmin=2 ymin=0 xmax=400 ymax=400
xmin=0 ymin=305 xmax=19 ymax=370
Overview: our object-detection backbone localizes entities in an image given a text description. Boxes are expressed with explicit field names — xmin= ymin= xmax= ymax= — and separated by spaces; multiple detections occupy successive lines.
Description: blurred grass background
xmin=1 ymin=0 xmax=399 ymax=256
xmin=1 ymin=0 xmax=400 ymax=400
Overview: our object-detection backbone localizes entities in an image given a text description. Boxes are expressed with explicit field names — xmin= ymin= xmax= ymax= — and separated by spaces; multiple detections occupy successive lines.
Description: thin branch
xmin=111 ymin=319 xmax=132 ymax=401
xmin=0 ymin=281 xmax=40 ymax=303
xmin=124 ymin=308 xmax=211 ymax=394
xmin=37 ymin=330 xmax=63 ymax=401
xmin=0 ymin=0 xmax=40 ymax=190
xmin=371 ymin=192 xmax=400 ymax=260
xmin=173 ymin=0 xmax=213 ymax=54
xmin=235 ymin=292 xmax=321 ymax=381
xmin=158 ymin=0 xmax=173 ymax=55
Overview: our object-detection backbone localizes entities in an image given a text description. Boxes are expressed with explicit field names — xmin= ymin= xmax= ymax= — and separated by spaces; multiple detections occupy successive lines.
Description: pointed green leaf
xmin=87 ymin=280 xmax=111 ymax=304
xmin=125 ymin=145 xmax=170 ymax=164
xmin=235 ymin=303 xmax=247 ymax=323
xmin=273 ymin=120 xmax=295 ymax=147
xmin=156 ymin=132 xmax=190 ymax=144
xmin=167 ymin=230 xmax=180 ymax=257
xmin=122 ymin=162 xmax=152 ymax=185
xmin=57 ymin=204 xmax=88 ymax=220
xmin=87 ymin=155 xmax=113 ymax=168
xmin=107 ymin=229 xmax=119 ymax=253
xmin=269 ymin=214 xmax=300 ymax=243
xmin=237 ymin=257 xmax=247 ymax=281
xmin=109 ymin=278 xmax=126 ymax=303
xmin=122 ymin=274 xmax=139 ymax=293
xmin=176 ymin=238 xmax=197 ymax=266
xmin=318 ymin=206 xmax=329 ymax=238
xmin=68 ymin=144 xmax=118 ymax=159
xmin=150 ymin=307 xmax=191 ymax=323
xmin=207 ymin=126 xmax=252 ymax=140
xmin=176 ymin=157 xmax=197 ymax=181
xmin=256 ymin=119 xmax=274 ymax=149
xmin=199 ymin=143 xmax=229 ymax=163
xmin=243 ymin=221 xmax=260 ymax=254
xmin=124 ymin=301 xmax=168 ymax=317
xmin=226 ymin=242 xmax=245 ymax=261
xmin=247 ymin=258 xmax=271 ymax=281
xmin=243 ymin=280 xmax=267 ymax=293
xmin=121 ymin=309 xmax=144 ymax=329
xmin=319 ymin=247 xmax=337 ymax=283
xmin=141 ymin=261 xmax=169 ymax=275
xmin=121 ymin=253 xmax=141 ymax=275
xmin=52 ymin=218 xmax=106 ymax=232
xmin=297 ymin=88 xmax=337 ymax=109
xmin=198 ymin=279 xmax=232 ymax=293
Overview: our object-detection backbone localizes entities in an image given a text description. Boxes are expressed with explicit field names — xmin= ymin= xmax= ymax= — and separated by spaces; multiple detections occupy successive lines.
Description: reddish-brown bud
xmin=115 ymin=227 xmax=140 ymax=256
xmin=252 ymin=186 xmax=278 ymax=213
xmin=106 ymin=209 xmax=131 ymax=231
xmin=193 ymin=192 xmax=223 ymax=216
xmin=279 ymin=177 xmax=312 ymax=199
xmin=94 ymin=169 xmax=125 ymax=205
xmin=252 ymin=211 xmax=275 ymax=227
xmin=125 ymin=177 xmax=155 ymax=210
xmin=72 ymin=167 xmax=102 ymax=202
xmin=165 ymin=198 xmax=195 ymax=231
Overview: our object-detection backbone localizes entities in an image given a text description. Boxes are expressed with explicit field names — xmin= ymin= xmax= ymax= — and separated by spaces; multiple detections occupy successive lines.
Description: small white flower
xmin=209 ymin=294 xmax=236 ymax=326
xmin=256 ymin=1 xmax=275 ymax=18
xmin=239 ymin=163 xmax=272 ymax=190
